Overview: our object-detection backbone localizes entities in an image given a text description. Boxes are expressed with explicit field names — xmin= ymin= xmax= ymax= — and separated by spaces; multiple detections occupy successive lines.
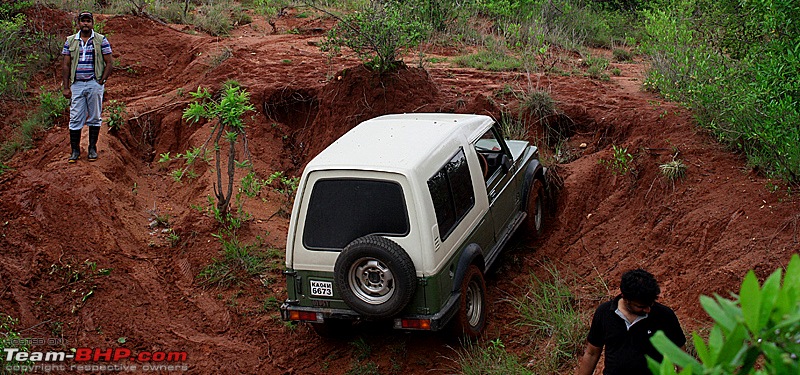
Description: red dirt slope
xmin=0 ymin=7 xmax=797 ymax=374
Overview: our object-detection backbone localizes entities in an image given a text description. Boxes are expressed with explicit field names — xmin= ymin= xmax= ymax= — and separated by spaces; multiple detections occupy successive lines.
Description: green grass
xmin=452 ymin=338 xmax=531 ymax=375
xmin=452 ymin=50 xmax=521 ymax=71
xmin=511 ymin=266 xmax=587 ymax=374
xmin=198 ymin=234 xmax=271 ymax=287
xmin=659 ymin=159 xmax=687 ymax=181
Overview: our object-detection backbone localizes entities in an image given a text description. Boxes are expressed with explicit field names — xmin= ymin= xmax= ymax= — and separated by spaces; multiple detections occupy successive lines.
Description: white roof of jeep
xmin=306 ymin=113 xmax=494 ymax=174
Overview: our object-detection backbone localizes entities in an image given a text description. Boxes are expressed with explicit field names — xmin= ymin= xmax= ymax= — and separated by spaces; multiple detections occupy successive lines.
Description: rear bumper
xmin=280 ymin=291 xmax=461 ymax=332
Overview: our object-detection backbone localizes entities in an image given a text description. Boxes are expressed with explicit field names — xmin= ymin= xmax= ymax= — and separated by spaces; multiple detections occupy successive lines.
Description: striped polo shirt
xmin=62 ymin=31 xmax=112 ymax=81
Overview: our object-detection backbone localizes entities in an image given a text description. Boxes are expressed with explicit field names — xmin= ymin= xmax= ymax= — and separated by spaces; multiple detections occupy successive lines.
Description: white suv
xmin=281 ymin=113 xmax=546 ymax=336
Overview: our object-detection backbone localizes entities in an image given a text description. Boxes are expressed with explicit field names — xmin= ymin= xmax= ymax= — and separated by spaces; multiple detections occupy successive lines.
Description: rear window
xmin=302 ymin=178 xmax=409 ymax=250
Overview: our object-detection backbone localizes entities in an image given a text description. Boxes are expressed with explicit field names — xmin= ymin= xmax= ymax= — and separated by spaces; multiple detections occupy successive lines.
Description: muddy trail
xmin=0 ymin=7 xmax=797 ymax=375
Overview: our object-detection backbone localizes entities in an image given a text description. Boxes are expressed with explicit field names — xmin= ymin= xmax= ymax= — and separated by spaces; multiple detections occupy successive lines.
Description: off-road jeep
xmin=280 ymin=113 xmax=546 ymax=336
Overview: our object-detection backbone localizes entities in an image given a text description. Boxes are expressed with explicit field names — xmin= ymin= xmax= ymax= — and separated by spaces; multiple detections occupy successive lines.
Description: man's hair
xmin=620 ymin=268 xmax=660 ymax=303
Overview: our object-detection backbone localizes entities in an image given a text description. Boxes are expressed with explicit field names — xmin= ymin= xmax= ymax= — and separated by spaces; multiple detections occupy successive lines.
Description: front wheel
xmin=526 ymin=179 xmax=545 ymax=237
xmin=452 ymin=265 xmax=486 ymax=338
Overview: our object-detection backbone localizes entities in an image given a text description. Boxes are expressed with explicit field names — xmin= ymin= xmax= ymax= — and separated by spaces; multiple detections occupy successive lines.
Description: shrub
xmin=612 ymin=48 xmax=632 ymax=61
xmin=320 ymin=1 xmax=429 ymax=73
xmin=183 ymin=81 xmax=254 ymax=218
xmin=195 ymin=4 xmax=233 ymax=36
xmin=640 ymin=0 xmax=800 ymax=183
xmin=105 ymin=100 xmax=127 ymax=131
xmin=649 ymin=254 xmax=800 ymax=375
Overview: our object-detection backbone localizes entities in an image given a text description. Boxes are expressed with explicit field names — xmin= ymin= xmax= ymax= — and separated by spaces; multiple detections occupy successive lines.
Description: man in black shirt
xmin=576 ymin=269 xmax=686 ymax=375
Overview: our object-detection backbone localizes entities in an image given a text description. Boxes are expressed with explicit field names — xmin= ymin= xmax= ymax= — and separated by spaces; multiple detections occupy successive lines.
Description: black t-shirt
xmin=587 ymin=296 xmax=686 ymax=375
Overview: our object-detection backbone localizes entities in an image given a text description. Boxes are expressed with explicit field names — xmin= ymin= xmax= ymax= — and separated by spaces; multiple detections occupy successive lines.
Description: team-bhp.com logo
xmin=3 ymin=347 xmax=189 ymax=372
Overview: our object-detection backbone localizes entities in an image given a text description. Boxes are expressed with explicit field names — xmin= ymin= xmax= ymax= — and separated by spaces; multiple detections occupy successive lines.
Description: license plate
xmin=310 ymin=280 xmax=333 ymax=297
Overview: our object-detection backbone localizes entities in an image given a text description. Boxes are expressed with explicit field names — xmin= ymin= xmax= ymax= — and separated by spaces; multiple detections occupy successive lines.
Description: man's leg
xmin=85 ymin=80 xmax=104 ymax=161
xmin=68 ymin=81 xmax=88 ymax=163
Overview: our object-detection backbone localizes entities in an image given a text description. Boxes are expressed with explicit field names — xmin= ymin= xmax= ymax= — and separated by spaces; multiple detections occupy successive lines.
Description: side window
xmin=475 ymin=126 xmax=511 ymax=183
xmin=428 ymin=148 xmax=475 ymax=241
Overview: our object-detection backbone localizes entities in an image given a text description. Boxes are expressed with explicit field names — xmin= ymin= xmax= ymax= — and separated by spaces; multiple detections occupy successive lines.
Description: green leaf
xmin=759 ymin=267 xmax=782 ymax=329
xmin=649 ymin=331 xmax=702 ymax=370
xmin=714 ymin=323 xmax=748 ymax=367
xmin=692 ymin=332 xmax=711 ymax=365
xmin=740 ymin=271 xmax=763 ymax=333
xmin=702 ymin=295 xmax=737 ymax=332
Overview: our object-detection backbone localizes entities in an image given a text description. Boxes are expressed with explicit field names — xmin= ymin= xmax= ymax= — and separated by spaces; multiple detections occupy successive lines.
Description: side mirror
xmin=500 ymin=154 xmax=512 ymax=172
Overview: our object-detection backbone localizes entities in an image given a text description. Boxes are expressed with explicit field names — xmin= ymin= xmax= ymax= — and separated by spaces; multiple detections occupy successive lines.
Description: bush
xmin=195 ymin=4 xmax=233 ymax=36
xmin=105 ymin=100 xmax=127 ymax=131
xmin=641 ymin=0 xmax=800 ymax=183
xmin=649 ymin=254 xmax=800 ymax=374
xmin=321 ymin=1 xmax=429 ymax=73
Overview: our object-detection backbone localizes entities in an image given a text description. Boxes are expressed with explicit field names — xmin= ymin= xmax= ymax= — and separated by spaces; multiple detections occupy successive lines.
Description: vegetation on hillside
xmin=2 ymin=0 xmax=796 ymax=185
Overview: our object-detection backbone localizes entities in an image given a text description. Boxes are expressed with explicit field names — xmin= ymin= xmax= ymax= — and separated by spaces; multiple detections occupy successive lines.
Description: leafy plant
xmin=38 ymin=88 xmax=69 ymax=118
xmin=649 ymin=254 xmax=800 ymax=375
xmin=240 ymin=171 xmax=268 ymax=198
xmin=1 ymin=314 xmax=32 ymax=371
xmin=182 ymin=81 xmax=254 ymax=219
xmin=105 ymin=100 xmax=127 ymax=131
xmin=600 ymin=145 xmax=634 ymax=175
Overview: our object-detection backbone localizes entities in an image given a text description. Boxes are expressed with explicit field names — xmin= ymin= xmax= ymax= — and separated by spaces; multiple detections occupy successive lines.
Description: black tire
xmin=526 ymin=179 xmax=545 ymax=237
xmin=453 ymin=264 xmax=486 ymax=338
xmin=334 ymin=235 xmax=416 ymax=319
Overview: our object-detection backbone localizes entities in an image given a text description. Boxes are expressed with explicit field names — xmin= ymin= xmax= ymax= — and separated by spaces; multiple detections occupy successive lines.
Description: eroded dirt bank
xmin=0 ymin=8 xmax=797 ymax=374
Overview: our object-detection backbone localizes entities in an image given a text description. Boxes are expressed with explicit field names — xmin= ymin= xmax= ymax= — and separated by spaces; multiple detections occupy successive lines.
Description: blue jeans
xmin=69 ymin=80 xmax=104 ymax=131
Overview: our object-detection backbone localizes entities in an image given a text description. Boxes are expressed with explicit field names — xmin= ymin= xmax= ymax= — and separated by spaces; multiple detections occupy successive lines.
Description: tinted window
xmin=428 ymin=148 xmax=475 ymax=241
xmin=303 ymin=179 xmax=409 ymax=250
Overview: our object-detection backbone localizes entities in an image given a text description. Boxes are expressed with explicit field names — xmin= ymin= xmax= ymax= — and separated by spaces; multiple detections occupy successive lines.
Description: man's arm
xmin=61 ymin=54 xmax=71 ymax=98
xmin=575 ymin=342 xmax=602 ymax=375
xmin=100 ymin=52 xmax=113 ymax=84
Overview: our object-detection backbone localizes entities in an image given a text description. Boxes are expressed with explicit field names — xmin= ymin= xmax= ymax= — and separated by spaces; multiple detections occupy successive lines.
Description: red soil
xmin=1 ymin=7 xmax=797 ymax=374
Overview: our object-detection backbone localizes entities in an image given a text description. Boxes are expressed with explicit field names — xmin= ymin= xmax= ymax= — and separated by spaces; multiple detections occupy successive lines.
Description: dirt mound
xmin=1 ymin=8 xmax=798 ymax=375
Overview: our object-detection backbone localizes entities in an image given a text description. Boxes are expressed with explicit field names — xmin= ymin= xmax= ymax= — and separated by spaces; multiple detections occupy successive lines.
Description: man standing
xmin=576 ymin=269 xmax=686 ymax=375
xmin=62 ymin=11 xmax=113 ymax=163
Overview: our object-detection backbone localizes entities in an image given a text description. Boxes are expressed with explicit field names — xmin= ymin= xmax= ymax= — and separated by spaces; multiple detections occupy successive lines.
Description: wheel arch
xmin=451 ymin=243 xmax=485 ymax=294
xmin=521 ymin=160 xmax=546 ymax=211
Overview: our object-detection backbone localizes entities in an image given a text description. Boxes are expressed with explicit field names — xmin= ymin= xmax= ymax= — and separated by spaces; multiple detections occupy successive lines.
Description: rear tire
xmin=452 ymin=265 xmax=486 ymax=338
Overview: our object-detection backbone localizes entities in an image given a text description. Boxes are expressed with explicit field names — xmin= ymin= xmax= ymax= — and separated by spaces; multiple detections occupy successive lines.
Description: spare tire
xmin=334 ymin=235 xmax=416 ymax=319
